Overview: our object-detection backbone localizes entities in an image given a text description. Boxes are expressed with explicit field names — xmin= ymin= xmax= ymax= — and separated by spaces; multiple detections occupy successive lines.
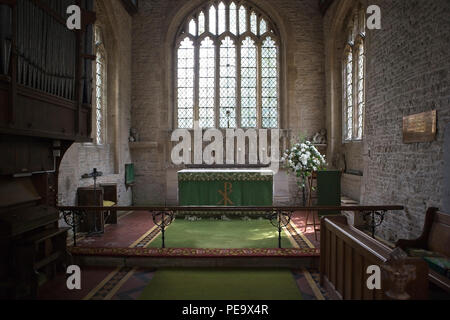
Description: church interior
xmin=0 ymin=0 xmax=449 ymax=302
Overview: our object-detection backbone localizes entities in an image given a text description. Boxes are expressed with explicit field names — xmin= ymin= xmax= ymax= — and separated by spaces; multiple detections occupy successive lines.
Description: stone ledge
xmin=129 ymin=142 xmax=159 ymax=150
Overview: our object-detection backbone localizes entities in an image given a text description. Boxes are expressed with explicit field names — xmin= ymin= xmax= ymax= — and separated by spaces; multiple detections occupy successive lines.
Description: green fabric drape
xmin=317 ymin=170 xmax=342 ymax=216
xmin=179 ymin=171 xmax=273 ymax=207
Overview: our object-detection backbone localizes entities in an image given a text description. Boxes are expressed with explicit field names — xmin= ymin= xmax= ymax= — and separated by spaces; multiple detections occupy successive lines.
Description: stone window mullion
xmin=236 ymin=39 xmax=242 ymax=128
xmin=214 ymin=39 xmax=220 ymax=128
xmin=352 ymin=45 xmax=358 ymax=140
xmin=194 ymin=41 xmax=200 ymax=123
xmin=257 ymin=41 xmax=262 ymax=129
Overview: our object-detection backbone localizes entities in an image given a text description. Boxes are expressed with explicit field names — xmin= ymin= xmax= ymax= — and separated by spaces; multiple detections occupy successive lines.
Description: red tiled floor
xmin=291 ymin=211 xmax=320 ymax=248
xmin=38 ymin=266 xmax=117 ymax=300
xmin=77 ymin=211 xmax=157 ymax=248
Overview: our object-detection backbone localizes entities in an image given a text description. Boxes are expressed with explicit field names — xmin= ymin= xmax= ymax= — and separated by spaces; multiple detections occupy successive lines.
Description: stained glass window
xmin=218 ymin=2 xmax=226 ymax=35
xmin=229 ymin=2 xmax=237 ymax=35
xmin=239 ymin=6 xmax=246 ymax=35
xmin=95 ymin=26 xmax=106 ymax=145
xmin=177 ymin=38 xmax=195 ymax=129
xmin=357 ymin=43 xmax=365 ymax=140
xmin=344 ymin=50 xmax=353 ymax=141
xmin=219 ymin=37 xmax=237 ymax=128
xmin=260 ymin=18 xmax=267 ymax=35
xmin=198 ymin=12 xmax=205 ymax=35
xmin=209 ymin=5 xmax=216 ymax=35
xmin=176 ymin=2 xmax=279 ymax=129
xmin=199 ymin=38 xmax=215 ymax=128
xmin=261 ymin=37 xmax=278 ymax=128
xmin=250 ymin=12 xmax=257 ymax=35
xmin=343 ymin=6 xmax=366 ymax=141
xmin=189 ymin=19 xmax=196 ymax=36
xmin=241 ymin=37 xmax=257 ymax=128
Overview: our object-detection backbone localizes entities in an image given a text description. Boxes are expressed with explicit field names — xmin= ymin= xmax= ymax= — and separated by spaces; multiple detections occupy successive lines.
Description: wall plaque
xmin=402 ymin=110 xmax=437 ymax=144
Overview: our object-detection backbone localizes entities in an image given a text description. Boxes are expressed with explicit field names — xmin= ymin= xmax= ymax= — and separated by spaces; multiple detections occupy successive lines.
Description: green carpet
xmin=139 ymin=268 xmax=302 ymax=300
xmin=148 ymin=219 xmax=293 ymax=249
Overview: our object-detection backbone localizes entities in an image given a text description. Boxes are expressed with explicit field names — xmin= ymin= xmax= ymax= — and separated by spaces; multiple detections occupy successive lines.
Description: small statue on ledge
xmin=129 ymin=128 xmax=140 ymax=142
xmin=312 ymin=128 xmax=327 ymax=145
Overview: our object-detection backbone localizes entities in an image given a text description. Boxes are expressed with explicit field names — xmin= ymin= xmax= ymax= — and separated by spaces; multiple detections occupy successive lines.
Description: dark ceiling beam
xmin=120 ymin=0 xmax=138 ymax=16
xmin=319 ymin=0 xmax=335 ymax=16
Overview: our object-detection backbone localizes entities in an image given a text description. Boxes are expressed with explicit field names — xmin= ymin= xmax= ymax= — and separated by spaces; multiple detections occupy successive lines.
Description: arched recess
xmin=163 ymin=0 xmax=290 ymax=132
xmin=58 ymin=0 xmax=133 ymax=206
xmin=325 ymin=0 xmax=368 ymax=203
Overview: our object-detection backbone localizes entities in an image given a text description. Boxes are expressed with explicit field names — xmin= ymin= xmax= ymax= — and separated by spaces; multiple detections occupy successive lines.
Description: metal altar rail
xmin=58 ymin=205 xmax=403 ymax=248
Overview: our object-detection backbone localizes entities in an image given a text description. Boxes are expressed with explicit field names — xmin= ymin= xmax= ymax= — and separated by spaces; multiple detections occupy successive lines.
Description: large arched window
xmin=175 ymin=1 xmax=280 ymax=129
xmin=94 ymin=25 xmax=107 ymax=145
xmin=343 ymin=6 xmax=365 ymax=142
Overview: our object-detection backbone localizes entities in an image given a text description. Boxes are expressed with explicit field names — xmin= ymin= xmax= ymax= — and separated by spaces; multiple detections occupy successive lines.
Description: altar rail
xmin=58 ymin=205 xmax=403 ymax=247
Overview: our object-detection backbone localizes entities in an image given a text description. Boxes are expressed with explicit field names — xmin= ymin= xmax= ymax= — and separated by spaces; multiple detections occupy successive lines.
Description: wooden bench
xmin=15 ymin=227 xmax=70 ymax=299
xmin=396 ymin=208 xmax=450 ymax=293
xmin=320 ymin=215 xmax=429 ymax=300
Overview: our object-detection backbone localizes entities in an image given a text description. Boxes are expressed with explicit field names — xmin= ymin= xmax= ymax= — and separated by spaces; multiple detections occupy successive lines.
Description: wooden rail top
xmin=57 ymin=205 xmax=404 ymax=212
xmin=322 ymin=216 xmax=392 ymax=262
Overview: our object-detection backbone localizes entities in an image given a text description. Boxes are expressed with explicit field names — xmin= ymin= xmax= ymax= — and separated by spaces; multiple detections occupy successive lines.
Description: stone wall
xmin=444 ymin=123 xmax=450 ymax=213
xmin=131 ymin=0 xmax=326 ymax=205
xmin=363 ymin=0 xmax=450 ymax=241
xmin=58 ymin=0 xmax=133 ymax=206
xmin=325 ymin=0 xmax=450 ymax=242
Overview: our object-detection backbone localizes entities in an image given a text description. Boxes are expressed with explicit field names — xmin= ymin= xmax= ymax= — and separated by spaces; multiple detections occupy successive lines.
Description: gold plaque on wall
xmin=403 ymin=110 xmax=437 ymax=144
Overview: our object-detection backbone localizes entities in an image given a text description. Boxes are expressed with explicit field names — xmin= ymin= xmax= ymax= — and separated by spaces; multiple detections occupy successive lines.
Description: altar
xmin=178 ymin=169 xmax=273 ymax=207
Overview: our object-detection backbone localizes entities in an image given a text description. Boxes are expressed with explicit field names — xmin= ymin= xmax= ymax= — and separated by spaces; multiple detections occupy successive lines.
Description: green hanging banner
xmin=317 ymin=170 xmax=342 ymax=216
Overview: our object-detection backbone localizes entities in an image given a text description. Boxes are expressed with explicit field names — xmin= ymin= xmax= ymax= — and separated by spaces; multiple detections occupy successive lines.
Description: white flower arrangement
xmin=281 ymin=139 xmax=327 ymax=188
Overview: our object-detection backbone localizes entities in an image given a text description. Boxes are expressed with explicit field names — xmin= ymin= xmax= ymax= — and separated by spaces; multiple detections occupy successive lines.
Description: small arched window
xmin=94 ymin=25 xmax=107 ymax=145
xmin=343 ymin=6 xmax=366 ymax=142
xmin=175 ymin=1 xmax=280 ymax=129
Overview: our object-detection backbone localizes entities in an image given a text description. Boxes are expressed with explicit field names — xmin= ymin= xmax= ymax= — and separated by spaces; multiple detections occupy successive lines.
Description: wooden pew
xmin=320 ymin=215 xmax=429 ymax=300
xmin=396 ymin=208 xmax=450 ymax=293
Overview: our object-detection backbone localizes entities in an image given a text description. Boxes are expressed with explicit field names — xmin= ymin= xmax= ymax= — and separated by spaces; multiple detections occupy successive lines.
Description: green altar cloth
xmin=178 ymin=170 xmax=273 ymax=210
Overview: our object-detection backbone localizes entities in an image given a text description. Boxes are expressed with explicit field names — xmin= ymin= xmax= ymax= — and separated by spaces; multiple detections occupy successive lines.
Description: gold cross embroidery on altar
xmin=218 ymin=182 xmax=234 ymax=206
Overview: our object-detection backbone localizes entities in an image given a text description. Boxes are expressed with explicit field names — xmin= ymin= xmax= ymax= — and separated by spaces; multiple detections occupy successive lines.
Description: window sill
xmin=342 ymin=139 xmax=363 ymax=145
xmin=129 ymin=142 xmax=159 ymax=150
xmin=81 ymin=142 xmax=107 ymax=149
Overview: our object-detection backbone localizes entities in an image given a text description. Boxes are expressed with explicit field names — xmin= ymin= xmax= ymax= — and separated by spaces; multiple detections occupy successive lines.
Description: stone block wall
xmin=325 ymin=0 xmax=450 ymax=242
xmin=363 ymin=0 xmax=450 ymax=241
xmin=444 ymin=123 xmax=450 ymax=213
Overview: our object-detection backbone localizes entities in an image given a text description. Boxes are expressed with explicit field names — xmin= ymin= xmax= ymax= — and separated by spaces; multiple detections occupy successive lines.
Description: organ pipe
xmin=2 ymin=0 xmax=95 ymax=101
xmin=0 ymin=5 xmax=12 ymax=76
